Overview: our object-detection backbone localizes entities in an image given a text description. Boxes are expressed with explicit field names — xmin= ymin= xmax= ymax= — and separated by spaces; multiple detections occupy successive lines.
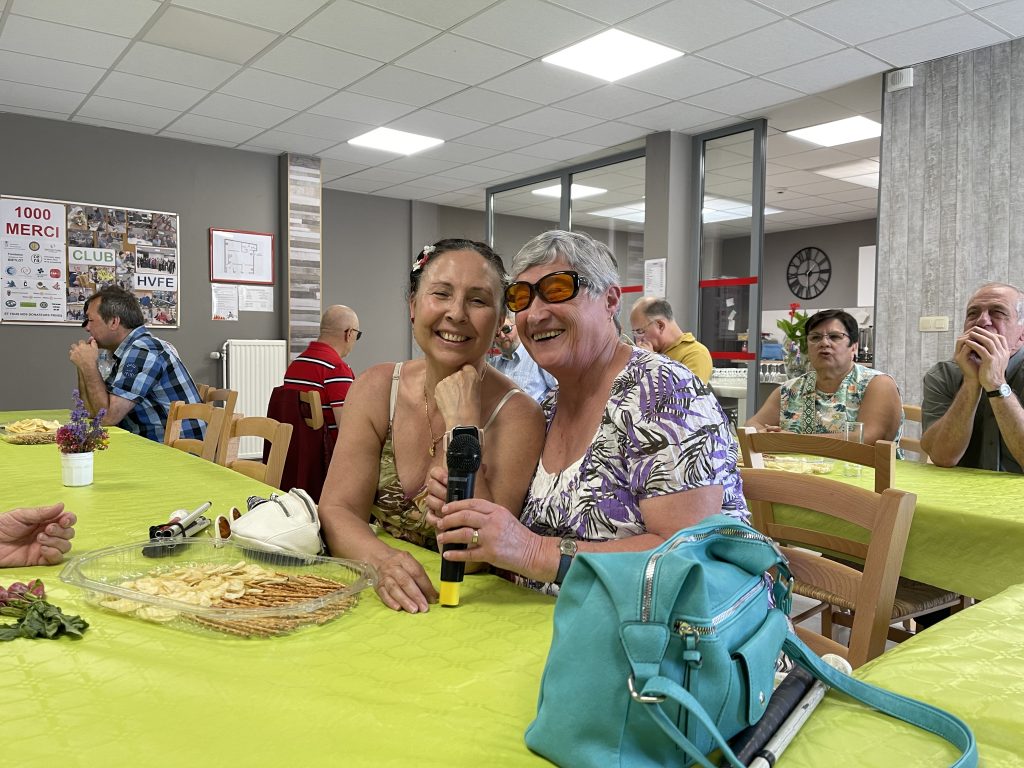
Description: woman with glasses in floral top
xmin=426 ymin=230 xmax=747 ymax=596
xmin=746 ymin=308 xmax=903 ymax=445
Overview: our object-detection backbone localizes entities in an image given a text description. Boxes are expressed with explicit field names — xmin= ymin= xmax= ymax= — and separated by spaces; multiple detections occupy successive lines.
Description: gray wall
xmin=877 ymin=39 xmax=1024 ymax=405
xmin=721 ymin=218 xmax=877 ymax=310
xmin=0 ymin=113 xmax=279 ymax=409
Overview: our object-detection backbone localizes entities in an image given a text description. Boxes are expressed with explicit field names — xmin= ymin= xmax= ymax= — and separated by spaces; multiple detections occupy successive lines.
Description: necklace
xmin=423 ymin=388 xmax=443 ymax=457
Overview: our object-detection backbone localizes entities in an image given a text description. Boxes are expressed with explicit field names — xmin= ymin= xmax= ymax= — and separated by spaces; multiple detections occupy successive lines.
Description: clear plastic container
xmin=60 ymin=539 xmax=376 ymax=637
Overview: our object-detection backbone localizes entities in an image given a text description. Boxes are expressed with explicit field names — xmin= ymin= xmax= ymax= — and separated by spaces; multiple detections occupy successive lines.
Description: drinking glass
xmin=840 ymin=421 xmax=864 ymax=476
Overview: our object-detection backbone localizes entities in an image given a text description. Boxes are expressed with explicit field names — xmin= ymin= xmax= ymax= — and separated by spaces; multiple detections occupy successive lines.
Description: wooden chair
xmin=299 ymin=390 xmax=324 ymax=429
xmin=220 ymin=416 xmax=293 ymax=489
xmin=204 ymin=388 xmax=239 ymax=466
xmin=900 ymin=404 xmax=929 ymax=463
xmin=196 ymin=383 xmax=212 ymax=401
xmin=264 ymin=387 xmax=330 ymax=502
xmin=740 ymin=466 xmax=916 ymax=667
xmin=737 ymin=428 xmax=964 ymax=645
xmin=163 ymin=401 xmax=226 ymax=462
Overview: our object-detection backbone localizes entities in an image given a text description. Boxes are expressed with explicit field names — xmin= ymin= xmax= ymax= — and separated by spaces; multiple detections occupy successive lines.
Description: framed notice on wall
xmin=210 ymin=228 xmax=274 ymax=285
xmin=0 ymin=196 xmax=180 ymax=328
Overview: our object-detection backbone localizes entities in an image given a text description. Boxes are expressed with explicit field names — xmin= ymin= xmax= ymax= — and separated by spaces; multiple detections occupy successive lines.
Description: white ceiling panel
xmin=430 ymin=88 xmax=541 ymax=122
xmin=437 ymin=164 xmax=512 ymax=183
xmin=501 ymin=106 xmax=603 ymax=137
xmin=386 ymin=108 xmax=489 ymax=139
xmin=294 ymin=0 xmax=438 ymax=62
xmin=241 ymin=129 xmax=336 ymax=154
xmin=481 ymin=61 xmax=602 ymax=104
xmin=394 ymin=34 xmax=528 ymax=85
xmin=522 ymin=136 xmax=604 ymax=160
xmin=404 ymin=175 xmax=475 ymax=192
xmin=373 ymin=183 xmax=451 ymax=199
xmin=95 ymin=71 xmax=207 ymax=112
xmin=348 ymin=66 xmax=465 ymax=106
xmin=144 ymin=6 xmax=277 ymax=64
xmin=0 ymin=80 xmax=84 ymax=114
xmin=621 ymin=101 xmax=731 ymax=131
xmin=620 ymin=55 xmax=748 ymax=101
xmin=381 ymin=156 xmax=460 ymax=174
xmin=690 ymin=78 xmax=804 ymax=114
xmin=546 ymin=0 xmax=666 ymax=24
xmin=752 ymin=0 xmax=830 ymax=13
xmin=324 ymin=175 xmax=393 ymax=193
xmin=762 ymin=48 xmax=889 ymax=93
xmin=416 ymin=141 xmax=499 ymax=163
xmin=311 ymin=91 xmax=415 ymax=124
xmin=160 ymin=130 xmax=237 ymax=147
xmin=453 ymin=0 xmax=602 ymax=58
xmin=275 ymin=113 xmax=374 ymax=142
xmin=220 ymin=69 xmax=334 ymax=110
xmin=476 ymin=151 xmax=555 ymax=172
xmin=191 ymin=92 xmax=296 ymax=128
xmin=971 ymin=0 xmax=1024 ymax=36
xmin=171 ymin=0 xmax=329 ymax=33
xmin=73 ymin=114 xmax=158 ymax=134
xmin=563 ymin=121 xmax=648 ymax=146
xmin=320 ymin=158 xmax=371 ymax=181
xmin=699 ymin=20 xmax=844 ymax=75
xmin=76 ymin=94 xmax=179 ymax=129
xmin=345 ymin=167 xmax=425 ymax=184
xmin=11 ymin=0 xmax=159 ymax=36
xmin=859 ymin=16 xmax=1010 ymax=65
xmin=319 ymin=142 xmax=401 ymax=164
xmin=0 ymin=15 xmax=130 ymax=68
xmin=253 ymin=38 xmax=380 ymax=89
xmin=795 ymin=0 xmax=962 ymax=46
xmin=0 ymin=50 xmax=106 ymax=93
xmin=458 ymin=125 xmax=549 ymax=151
xmin=355 ymin=0 xmax=498 ymax=29
xmin=620 ymin=0 xmax=781 ymax=52
xmin=820 ymin=77 xmax=887 ymax=112
xmin=557 ymin=85 xmax=668 ymax=119
xmin=761 ymin=95 xmax=858 ymax=131
xmin=162 ymin=113 xmax=264 ymax=143
xmin=116 ymin=43 xmax=242 ymax=90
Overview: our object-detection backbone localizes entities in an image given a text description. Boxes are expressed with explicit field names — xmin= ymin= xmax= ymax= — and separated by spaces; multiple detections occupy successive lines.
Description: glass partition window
xmin=490 ymin=180 xmax=561 ymax=267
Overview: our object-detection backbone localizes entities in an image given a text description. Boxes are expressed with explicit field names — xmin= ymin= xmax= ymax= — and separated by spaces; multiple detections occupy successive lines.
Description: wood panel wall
xmin=877 ymin=39 xmax=1024 ymax=406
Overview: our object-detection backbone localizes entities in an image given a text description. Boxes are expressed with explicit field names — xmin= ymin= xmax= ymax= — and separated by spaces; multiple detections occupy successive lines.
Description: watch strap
xmin=985 ymin=383 xmax=1011 ymax=399
xmin=554 ymin=553 xmax=573 ymax=586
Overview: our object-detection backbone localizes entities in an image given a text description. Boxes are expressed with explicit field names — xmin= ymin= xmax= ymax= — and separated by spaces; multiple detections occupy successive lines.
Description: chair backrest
xmin=222 ymin=415 xmax=293 ymax=489
xmin=163 ymin=401 xmax=226 ymax=462
xmin=740 ymin=466 xmax=916 ymax=666
xmin=737 ymin=427 xmax=896 ymax=493
xmin=196 ymin=383 xmax=212 ymax=402
xmin=298 ymin=389 xmax=324 ymax=429
xmin=204 ymin=388 xmax=239 ymax=465
xmin=900 ymin=404 xmax=929 ymax=463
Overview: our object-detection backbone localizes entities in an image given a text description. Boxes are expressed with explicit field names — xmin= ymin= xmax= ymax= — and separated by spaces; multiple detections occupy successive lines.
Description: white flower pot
xmin=61 ymin=451 xmax=94 ymax=487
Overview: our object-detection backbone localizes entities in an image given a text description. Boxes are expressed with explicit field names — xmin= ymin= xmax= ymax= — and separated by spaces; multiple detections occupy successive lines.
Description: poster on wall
xmin=1 ymin=196 xmax=180 ymax=327
xmin=210 ymin=228 xmax=274 ymax=285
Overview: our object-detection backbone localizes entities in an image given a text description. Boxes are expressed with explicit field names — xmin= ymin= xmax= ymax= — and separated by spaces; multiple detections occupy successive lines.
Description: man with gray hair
xmin=921 ymin=281 xmax=1024 ymax=472
xmin=629 ymin=296 xmax=712 ymax=384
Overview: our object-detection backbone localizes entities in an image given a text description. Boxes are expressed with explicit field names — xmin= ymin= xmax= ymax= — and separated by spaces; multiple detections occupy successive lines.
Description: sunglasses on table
xmin=504 ymin=271 xmax=591 ymax=313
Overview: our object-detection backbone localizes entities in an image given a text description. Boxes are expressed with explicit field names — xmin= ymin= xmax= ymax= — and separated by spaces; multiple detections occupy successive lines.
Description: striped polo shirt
xmin=282 ymin=341 xmax=354 ymax=431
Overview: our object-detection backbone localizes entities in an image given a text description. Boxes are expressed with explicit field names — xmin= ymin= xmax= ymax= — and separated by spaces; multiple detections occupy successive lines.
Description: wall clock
xmin=787 ymin=247 xmax=831 ymax=300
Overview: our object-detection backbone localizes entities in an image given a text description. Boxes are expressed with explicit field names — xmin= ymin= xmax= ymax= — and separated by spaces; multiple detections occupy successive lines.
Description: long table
xmin=774 ymin=459 xmax=1024 ymax=599
xmin=0 ymin=412 xmax=554 ymax=767
xmin=778 ymin=582 xmax=1024 ymax=767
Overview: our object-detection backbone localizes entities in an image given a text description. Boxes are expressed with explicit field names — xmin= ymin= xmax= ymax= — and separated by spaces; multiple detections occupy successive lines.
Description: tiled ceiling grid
xmin=0 ymin=0 xmax=1022 ymax=232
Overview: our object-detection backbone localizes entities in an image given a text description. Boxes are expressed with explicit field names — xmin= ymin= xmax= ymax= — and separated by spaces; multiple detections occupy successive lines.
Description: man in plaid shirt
xmin=70 ymin=286 xmax=202 ymax=442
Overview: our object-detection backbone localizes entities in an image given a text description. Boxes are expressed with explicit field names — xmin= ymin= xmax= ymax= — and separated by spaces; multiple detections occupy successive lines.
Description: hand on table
xmin=0 ymin=503 xmax=77 ymax=567
xmin=372 ymin=547 xmax=438 ymax=614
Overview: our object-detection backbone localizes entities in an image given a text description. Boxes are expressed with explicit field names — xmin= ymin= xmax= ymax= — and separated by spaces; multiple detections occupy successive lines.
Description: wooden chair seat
xmin=163 ymin=401 xmax=225 ymax=462
xmin=220 ymin=415 xmax=292 ymax=489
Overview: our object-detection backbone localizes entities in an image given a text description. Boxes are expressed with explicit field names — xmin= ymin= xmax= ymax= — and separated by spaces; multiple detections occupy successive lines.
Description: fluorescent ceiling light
xmin=587 ymin=202 xmax=646 ymax=223
xmin=813 ymin=158 xmax=880 ymax=188
xmin=542 ymin=29 xmax=683 ymax=82
xmin=531 ymin=184 xmax=607 ymax=199
xmin=702 ymin=197 xmax=782 ymax=223
xmin=348 ymin=127 xmax=443 ymax=155
xmin=787 ymin=116 xmax=881 ymax=147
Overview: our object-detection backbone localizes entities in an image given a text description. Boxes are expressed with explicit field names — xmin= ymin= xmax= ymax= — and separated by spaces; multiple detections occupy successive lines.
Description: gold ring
xmin=471 ymin=529 xmax=480 ymax=547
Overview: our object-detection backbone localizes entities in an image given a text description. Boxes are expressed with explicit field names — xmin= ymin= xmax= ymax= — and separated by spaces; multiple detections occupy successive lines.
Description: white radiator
xmin=220 ymin=339 xmax=288 ymax=459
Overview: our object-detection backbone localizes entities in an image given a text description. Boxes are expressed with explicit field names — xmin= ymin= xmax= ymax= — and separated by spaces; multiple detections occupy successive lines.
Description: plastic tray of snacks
xmin=60 ymin=539 xmax=377 ymax=638
xmin=762 ymin=454 xmax=834 ymax=475
xmin=1 ymin=418 xmax=61 ymax=445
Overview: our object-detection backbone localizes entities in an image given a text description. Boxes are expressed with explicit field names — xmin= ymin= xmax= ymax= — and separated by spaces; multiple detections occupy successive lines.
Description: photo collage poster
xmin=1 ymin=197 xmax=180 ymax=327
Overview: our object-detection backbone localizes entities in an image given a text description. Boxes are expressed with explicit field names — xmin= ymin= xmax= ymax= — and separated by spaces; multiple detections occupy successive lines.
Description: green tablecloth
xmin=773 ymin=460 xmax=1024 ymax=599
xmin=779 ymin=582 xmax=1024 ymax=767
xmin=0 ymin=412 xmax=553 ymax=768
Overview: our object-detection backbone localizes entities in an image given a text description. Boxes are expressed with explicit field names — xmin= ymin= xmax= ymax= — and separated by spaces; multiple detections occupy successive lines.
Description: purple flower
xmin=56 ymin=389 xmax=109 ymax=453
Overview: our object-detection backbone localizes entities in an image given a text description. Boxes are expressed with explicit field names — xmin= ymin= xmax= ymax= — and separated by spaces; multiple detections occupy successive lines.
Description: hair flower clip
xmin=412 ymin=245 xmax=436 ymax=272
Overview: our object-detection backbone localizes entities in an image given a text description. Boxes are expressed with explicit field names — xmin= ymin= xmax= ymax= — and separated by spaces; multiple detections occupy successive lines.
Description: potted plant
xmin=55 ymin=390 xmax=109 ymax=487
xmin=777 ymin=303 xmax=809 ymax=378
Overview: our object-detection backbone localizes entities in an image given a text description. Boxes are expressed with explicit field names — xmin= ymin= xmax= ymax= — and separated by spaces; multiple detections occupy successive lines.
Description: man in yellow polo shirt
xmin=630 ymin=296 xmax=712 ymax=384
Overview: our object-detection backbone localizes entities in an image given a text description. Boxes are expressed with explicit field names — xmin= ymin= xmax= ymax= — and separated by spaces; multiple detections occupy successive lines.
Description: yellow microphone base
xmin=439 ymin=581 xmax=461 ymax=607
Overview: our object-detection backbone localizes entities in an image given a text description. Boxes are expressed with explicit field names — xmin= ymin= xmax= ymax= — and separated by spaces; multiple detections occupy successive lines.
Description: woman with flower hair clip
xmin=317 ymin=239 xmax=545 ymax=613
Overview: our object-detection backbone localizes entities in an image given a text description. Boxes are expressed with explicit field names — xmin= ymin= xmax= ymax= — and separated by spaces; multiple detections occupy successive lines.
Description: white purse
xmin=217 ymin=488 xmax=325 ymax=556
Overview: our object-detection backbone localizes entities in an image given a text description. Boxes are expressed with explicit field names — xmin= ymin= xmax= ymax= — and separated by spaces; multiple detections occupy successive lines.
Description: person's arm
xmin=69 ymin=339 xmax=134 ymax=425
xmin=968 ymin=325 xmax=1024 ymax=467
xmin=745 ymin=387 xmax=782 ymax=432
xmin=0 ymin=503 xmax=77 ymax=567
xmin=990 ymin=389 xmax=1024 ymax=467
xmin=317 ymin=366 xmax=438 ymax=614
xmin=921 ymin=336 xmax=983 ymax=466
xmin=856 ymin=374 xmax=903 ymax=445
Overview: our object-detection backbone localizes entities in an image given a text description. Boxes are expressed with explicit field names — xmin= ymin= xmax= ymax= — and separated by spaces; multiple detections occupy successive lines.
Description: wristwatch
xmin=985 ymin=383 xmax=1012 ymax=399
xmin=554 ymin=538 xmax=578 ymax=586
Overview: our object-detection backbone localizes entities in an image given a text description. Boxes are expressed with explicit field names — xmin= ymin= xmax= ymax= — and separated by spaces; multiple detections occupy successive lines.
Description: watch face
xmin=559 ymin=538 xmax=578 ymax=556
xmin=787 ymin=247 xmax=832 ymax=300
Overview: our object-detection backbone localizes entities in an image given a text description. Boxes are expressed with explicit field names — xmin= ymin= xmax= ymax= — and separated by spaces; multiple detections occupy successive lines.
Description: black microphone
xmin=439 ymin=431 xmax=481 ymax=607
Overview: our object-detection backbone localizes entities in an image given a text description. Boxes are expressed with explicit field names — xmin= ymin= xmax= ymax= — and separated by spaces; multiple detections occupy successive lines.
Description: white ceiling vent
xmin=886 ymin=68 xmax=914 ymax=92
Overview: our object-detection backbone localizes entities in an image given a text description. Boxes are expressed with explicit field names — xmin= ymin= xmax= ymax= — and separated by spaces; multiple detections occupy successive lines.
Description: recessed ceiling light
xmin=542 ymin=29 xmax=683 ymax=82
xmin=813 ymin=159 xmax=880 ymax=188
xmin=787 ymin=116 xmax=881 ymax=147
xmin=348 ymin=127 xmax=443 ymax=155
xmin=587 ymin=202 xmax=646 ymax=222
xmin=532 ymin=184 xmax=607 ymax=199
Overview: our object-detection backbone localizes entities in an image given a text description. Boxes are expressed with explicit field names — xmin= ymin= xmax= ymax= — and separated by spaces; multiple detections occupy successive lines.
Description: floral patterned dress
xmin=512 ymin=348 xmax=747 ymax=595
